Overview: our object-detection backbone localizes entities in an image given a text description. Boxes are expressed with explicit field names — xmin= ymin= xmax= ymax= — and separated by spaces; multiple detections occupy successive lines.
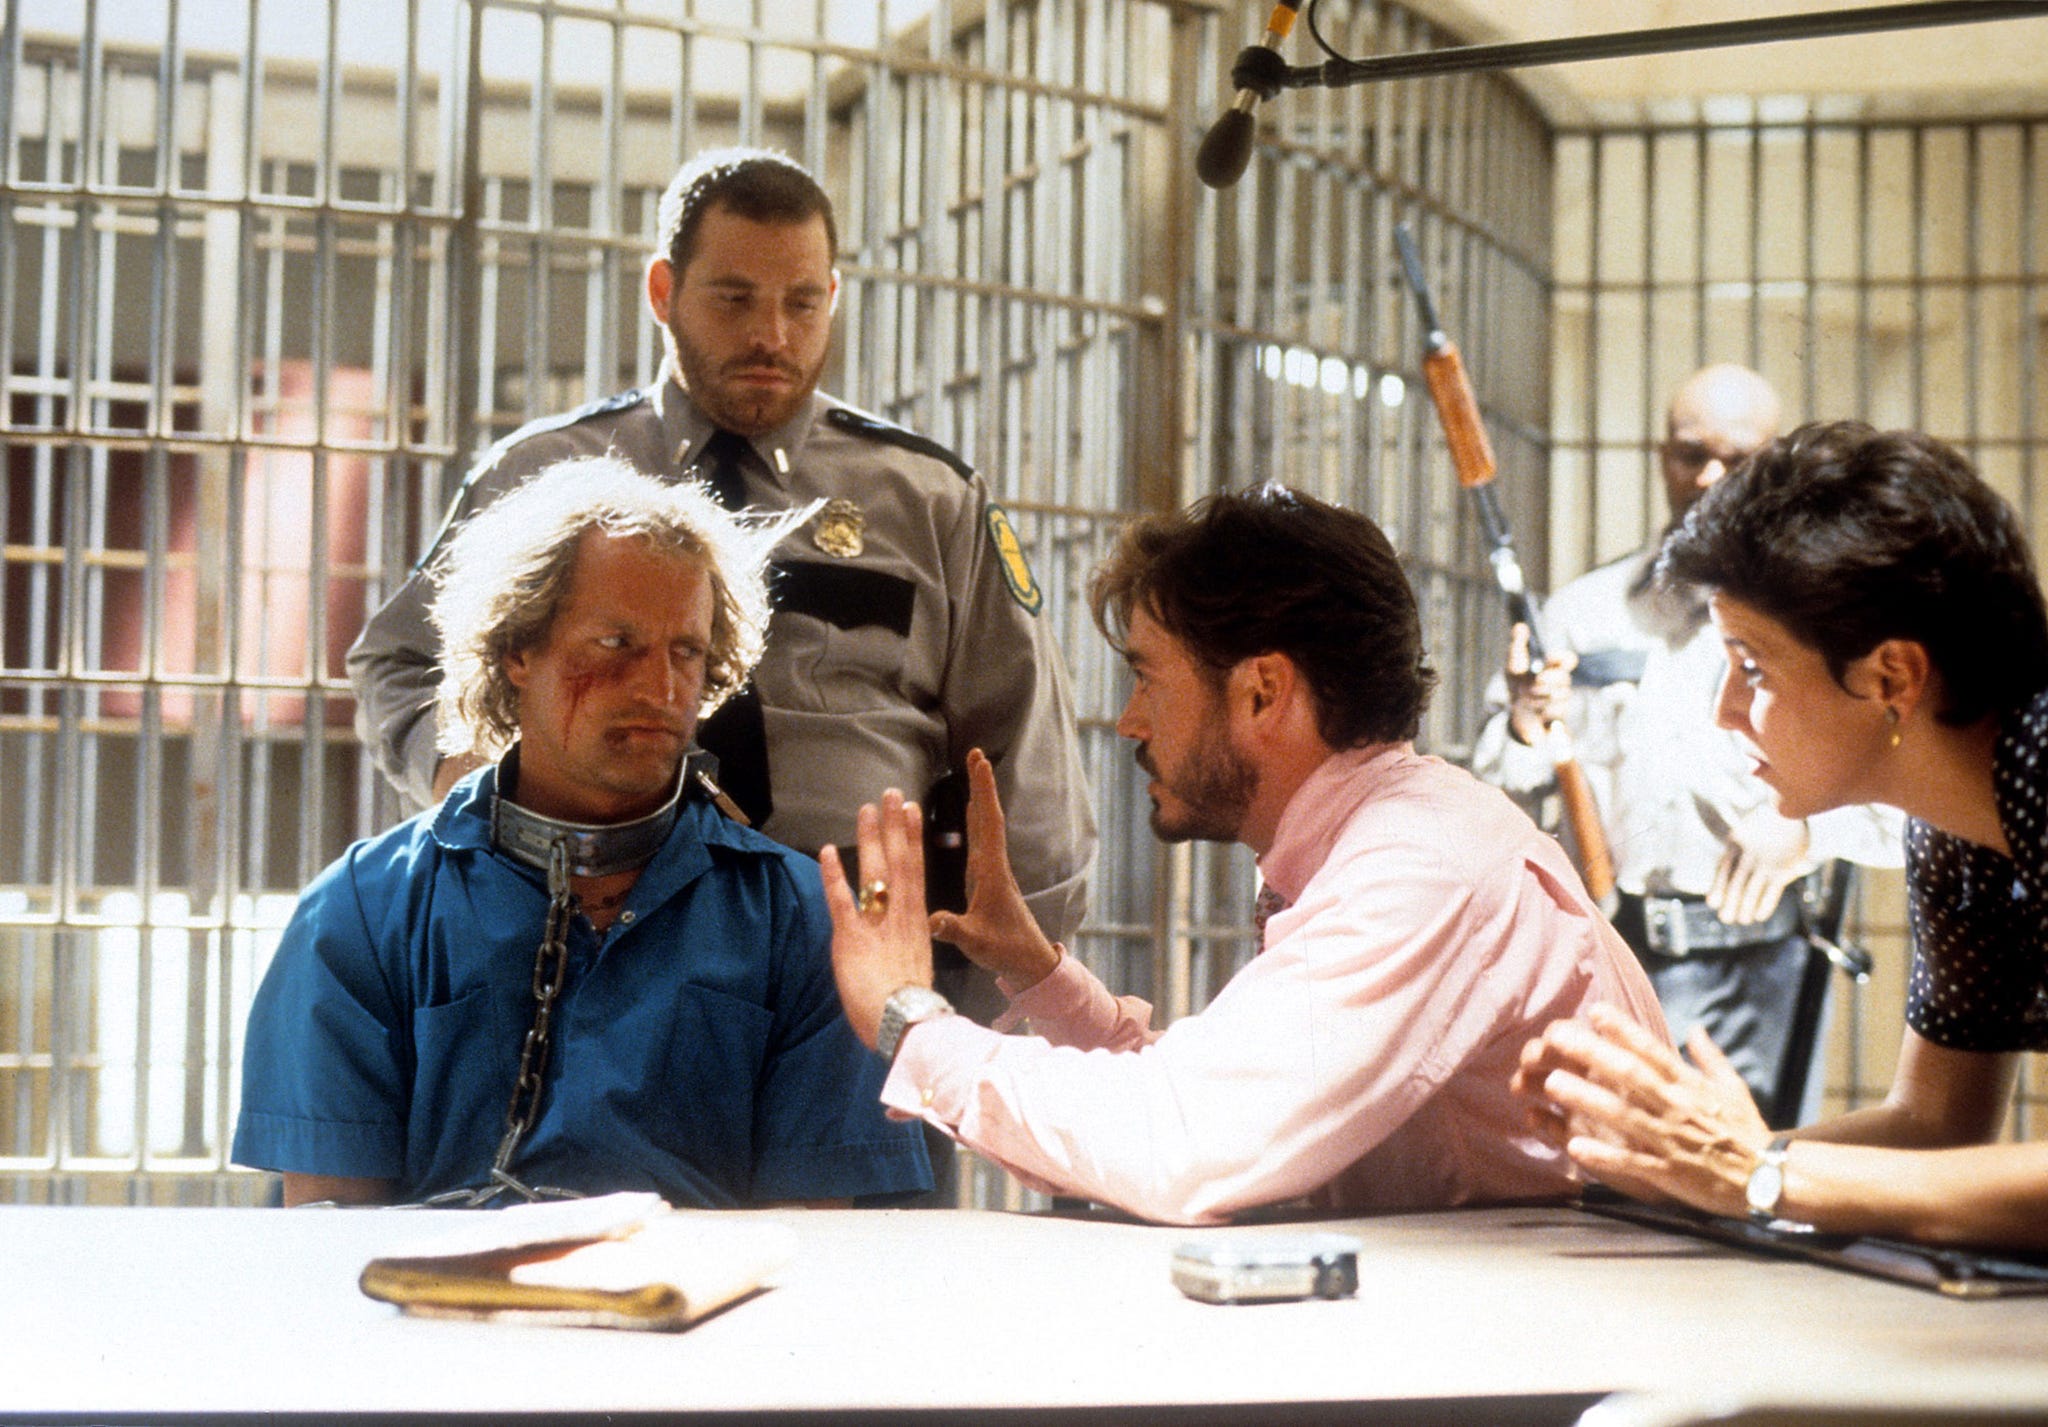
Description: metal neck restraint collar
xmin=489 ymin=745 xmax=685 ymax=879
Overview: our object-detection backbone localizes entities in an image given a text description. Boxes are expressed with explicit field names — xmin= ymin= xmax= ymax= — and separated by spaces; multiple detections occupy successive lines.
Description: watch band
xmin=876 ymin=984 xmax=954 ymax=1062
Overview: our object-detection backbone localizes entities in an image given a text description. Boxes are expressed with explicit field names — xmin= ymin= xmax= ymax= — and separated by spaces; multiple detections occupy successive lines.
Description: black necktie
xmin=690 ymin=430 xmax=774 ymax=828
xmin=698 ymin=428 xmax=750 ymax=509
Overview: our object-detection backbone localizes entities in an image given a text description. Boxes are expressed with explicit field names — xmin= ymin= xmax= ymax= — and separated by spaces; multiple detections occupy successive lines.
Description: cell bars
xmin=2 ymin=0 xmax=1557 ymax=1203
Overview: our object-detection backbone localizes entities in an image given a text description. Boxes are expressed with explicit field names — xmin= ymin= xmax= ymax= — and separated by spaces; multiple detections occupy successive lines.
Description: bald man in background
xmin=1472 ymin=364 xmax=1901 ymax=1126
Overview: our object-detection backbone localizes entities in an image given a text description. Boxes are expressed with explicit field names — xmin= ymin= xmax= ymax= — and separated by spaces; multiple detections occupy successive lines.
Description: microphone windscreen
xmin=1195 ymin=109 xmax=1256 ymax=190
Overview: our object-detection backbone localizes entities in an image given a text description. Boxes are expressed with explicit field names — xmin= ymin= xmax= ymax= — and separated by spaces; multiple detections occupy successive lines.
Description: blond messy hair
xmin=429 ymin=455 xmax=810 ymax=761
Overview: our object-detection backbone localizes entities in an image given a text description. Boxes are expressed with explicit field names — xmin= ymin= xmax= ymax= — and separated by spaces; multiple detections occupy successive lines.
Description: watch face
xmin=1746 ymin=1162 xmax=1785 ymax=1217
xmin=879 ymin=985 xmax=952 ymax=1060
xmin=888 ymin=986 xmax=948 ymax=1023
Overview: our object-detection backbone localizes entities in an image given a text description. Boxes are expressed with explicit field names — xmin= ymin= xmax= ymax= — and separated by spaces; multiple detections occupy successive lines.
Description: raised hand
xmin=1505 ymin=622 xmax=1577 ymax=748
xmin=821 ymin=790 xmax=935 ymax=1050
xmin=1708 ymin=804 xmax=1812 ymax=925
xmin=926 ymin=748 xmax=1060 ymax=989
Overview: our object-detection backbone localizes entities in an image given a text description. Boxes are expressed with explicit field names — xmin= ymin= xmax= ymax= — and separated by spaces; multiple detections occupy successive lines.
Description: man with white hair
xmin=233 ymin=456 xmax=930 ymax=1207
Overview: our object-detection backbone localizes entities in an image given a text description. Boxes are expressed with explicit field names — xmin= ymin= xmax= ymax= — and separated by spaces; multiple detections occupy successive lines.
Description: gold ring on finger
xmin=857 ymin=879 xmax=890 ymax=916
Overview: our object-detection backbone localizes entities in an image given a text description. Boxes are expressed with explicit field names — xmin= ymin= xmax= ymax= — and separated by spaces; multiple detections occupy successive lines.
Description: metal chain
xmin=406 ymin=841 xmax=588 ymax=1209
xmin=468 ymin=839 xmax=580 ymax=1206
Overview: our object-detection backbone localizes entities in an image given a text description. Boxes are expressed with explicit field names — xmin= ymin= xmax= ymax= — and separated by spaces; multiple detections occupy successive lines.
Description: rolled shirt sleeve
xmin=232 ymin=849 xmax=412 ymax=1180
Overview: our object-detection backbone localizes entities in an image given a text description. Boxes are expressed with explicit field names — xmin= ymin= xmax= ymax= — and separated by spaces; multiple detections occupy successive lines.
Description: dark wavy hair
xmin=1658 ymin=420 xmax=2048 ymax=726
xmin=655 ymin=147 xmax=836 ymax=272
xmin=1089 ymin=484 xmax=1436 ymax=747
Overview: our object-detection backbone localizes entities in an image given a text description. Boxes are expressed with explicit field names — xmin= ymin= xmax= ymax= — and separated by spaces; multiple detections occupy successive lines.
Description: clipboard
xmin=1581 ymin=1192 xmax=2048 ymax=1299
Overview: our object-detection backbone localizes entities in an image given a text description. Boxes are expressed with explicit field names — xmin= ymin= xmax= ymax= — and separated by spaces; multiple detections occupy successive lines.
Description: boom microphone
xmin=1195 ymin=1 xmax=1301 ymax=190
xmin=1193 ymin=4 xmax=2047 ymax=190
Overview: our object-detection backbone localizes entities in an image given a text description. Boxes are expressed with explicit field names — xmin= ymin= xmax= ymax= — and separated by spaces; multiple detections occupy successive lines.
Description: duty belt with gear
xmin=1613 ymin=888 xmax=1802 ymax=959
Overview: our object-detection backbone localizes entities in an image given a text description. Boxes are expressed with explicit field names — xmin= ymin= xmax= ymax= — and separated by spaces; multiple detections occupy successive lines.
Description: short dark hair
xmin=654 ymin=147 xmax=837 ymax=273
xmin=1089 ymin=484 xmax=1437 ymax=747
xmin=1659 ymin=420 xmax=2048 ymax=726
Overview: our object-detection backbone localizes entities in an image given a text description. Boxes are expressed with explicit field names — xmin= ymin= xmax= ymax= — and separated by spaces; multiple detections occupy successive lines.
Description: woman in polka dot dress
xmin=1514 ymin=420 xmax=2048 ymax=1248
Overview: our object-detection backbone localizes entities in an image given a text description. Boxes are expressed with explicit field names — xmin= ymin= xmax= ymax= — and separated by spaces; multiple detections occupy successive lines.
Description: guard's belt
xmin=1570 ymin=648 xmax=1649 ymax=688
xmin=1613 ymin=889 xmax=1802 ymax=959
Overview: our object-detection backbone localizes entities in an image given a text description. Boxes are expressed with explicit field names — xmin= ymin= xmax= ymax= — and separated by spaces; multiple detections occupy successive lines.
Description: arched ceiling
xmin=1401 ymin=0 xmax=2048 ymax=125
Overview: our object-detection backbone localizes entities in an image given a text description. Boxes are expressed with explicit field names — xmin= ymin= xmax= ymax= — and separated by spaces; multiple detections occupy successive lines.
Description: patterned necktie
xmin=1253 ymin=883 xmax=1290 ymax=945
xmin=690 ymin=430 xmax=774 ymax=827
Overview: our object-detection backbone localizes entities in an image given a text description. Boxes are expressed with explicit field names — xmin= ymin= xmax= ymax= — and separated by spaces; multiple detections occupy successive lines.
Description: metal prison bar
xmin=19 ymin=0 xmax=2027 ymax=1205
xmin=0 ymin=0 xmax=1543 ymax=1207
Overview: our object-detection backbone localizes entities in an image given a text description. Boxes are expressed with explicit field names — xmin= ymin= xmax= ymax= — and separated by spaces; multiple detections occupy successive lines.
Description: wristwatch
xmin=1744 ymin=1132 xmax=1795 ymax=1224
xmin=876 ymin=984 xmax=954 ymax=1062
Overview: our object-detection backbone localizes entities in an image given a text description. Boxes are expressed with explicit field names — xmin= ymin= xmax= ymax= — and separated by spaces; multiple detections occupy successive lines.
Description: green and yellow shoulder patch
xmin=984 ymin=503 xmax=1043 ymax=615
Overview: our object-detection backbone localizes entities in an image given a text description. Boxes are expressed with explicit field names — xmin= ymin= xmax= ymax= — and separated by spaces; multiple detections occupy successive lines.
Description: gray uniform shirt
xmin=346 ymin=372 xmax=1096 ymax=944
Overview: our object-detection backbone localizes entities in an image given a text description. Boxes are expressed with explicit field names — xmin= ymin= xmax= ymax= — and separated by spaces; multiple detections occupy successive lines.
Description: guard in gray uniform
xmin=348 ymin=151 xmax=1098 ymax=1196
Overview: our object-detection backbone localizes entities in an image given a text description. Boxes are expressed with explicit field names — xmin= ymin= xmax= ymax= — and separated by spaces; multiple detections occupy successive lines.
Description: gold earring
xmin=1884 ymin=705 xmax=1901 ymax=750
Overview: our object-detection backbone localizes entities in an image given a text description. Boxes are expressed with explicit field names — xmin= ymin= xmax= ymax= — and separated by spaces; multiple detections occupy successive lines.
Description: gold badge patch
xmin=985 ymin=503 xmax=1042 ymax=615
xmin=812 ymin=498 xmax=865 ymax=558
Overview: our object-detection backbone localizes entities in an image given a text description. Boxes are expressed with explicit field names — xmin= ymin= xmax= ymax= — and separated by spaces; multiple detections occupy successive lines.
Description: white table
xmin=6 ymin=1203 xmax=2048 ymax=1424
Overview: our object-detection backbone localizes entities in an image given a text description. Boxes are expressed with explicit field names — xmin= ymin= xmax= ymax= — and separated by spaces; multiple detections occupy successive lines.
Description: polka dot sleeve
xmin=1904 ymin=689 xmax=2048 ymax=1053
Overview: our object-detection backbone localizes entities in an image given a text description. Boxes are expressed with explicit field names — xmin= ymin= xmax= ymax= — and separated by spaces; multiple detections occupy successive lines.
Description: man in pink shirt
xmin=825 ymin=485 xmax=1667 ymax=1225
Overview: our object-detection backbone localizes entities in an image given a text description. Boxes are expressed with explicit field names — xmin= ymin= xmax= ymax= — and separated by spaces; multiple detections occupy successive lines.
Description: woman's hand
xmin=1515 ymin=1003 xmax=1774 ymax=1215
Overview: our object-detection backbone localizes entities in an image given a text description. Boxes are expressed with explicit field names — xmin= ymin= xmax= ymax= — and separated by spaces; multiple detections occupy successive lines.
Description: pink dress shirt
xmin=882 ymin=743 xmax=1667 ymax=1224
